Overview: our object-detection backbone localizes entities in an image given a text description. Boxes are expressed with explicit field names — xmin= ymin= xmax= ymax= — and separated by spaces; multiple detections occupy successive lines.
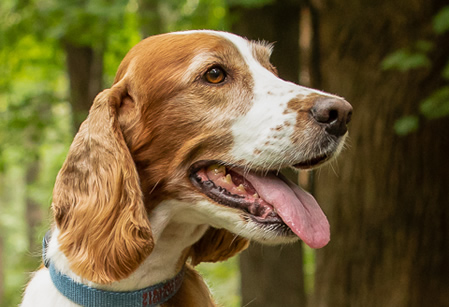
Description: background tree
xmin=309 ymin=0 xmax=449 ymax=306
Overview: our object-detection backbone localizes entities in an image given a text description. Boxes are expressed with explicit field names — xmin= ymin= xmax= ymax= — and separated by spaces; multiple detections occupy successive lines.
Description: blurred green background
xmin=2 ymin=0 xmax=449 ymax=306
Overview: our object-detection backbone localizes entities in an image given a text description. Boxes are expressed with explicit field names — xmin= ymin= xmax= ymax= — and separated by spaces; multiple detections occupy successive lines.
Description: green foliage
xmin=198 ymin=257 xmax=241 ymax=307
xmin=0 ymin=19 xmax=72 ymax=304
xmin=432 ymin=5 xmax=449 ymax=35
xmin=303 ymin=245 xmax=316 ymax=295
xmin=382 ymin=6 xmax=449 ymax=136
xmin=393 ymin=115 xmax=420 ymax=136
xmin=442 ymin=59 xmax=449 ymax=80
xmin=103 ymin=8 xmax=141 ymax=84
xmin=381 ymin=45 xmax=431 ymax=72
xmin=153 ymin=0 xmax=229 ymax=33
xmin=419 ymin=86 xmax=449 ymax=119
xmin=19 ymin=0 xmax=130 ymax=47
xmin=226 ymin=0 xmax=274 ymax=8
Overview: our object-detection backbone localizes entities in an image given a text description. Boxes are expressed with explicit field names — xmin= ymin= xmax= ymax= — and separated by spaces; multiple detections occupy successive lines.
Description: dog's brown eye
xmin=204 ymin=67 xmax=226 ymax=84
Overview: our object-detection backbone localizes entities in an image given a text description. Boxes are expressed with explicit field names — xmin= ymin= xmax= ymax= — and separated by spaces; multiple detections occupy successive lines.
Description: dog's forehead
xmin=171 ymin=30 xmax=272 ymax=63
xmin=163 ymin=31 xmax=275 ymax=80
xmin=206 ymin=31 xmax=274 ymax=67
xmin=115 ymin=30 xmax=275 ymax=100
xmin=119 ymin=31 xmax=271 ymax=80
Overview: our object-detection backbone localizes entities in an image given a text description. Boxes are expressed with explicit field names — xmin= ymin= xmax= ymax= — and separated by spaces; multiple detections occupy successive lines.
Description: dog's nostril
xmin=327 ymin=109 xmax=339 ymax=124
xmin=311 ymin=97 xmax=353 ymax=137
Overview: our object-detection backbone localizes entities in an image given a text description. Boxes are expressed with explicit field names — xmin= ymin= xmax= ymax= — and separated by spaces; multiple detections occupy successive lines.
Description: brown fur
xmin=162 ymin=265 xmax=216 ymax=307
xmin=53 ymin=81 xmax=153 ymax=284
xmin=52 ymin=33 xmax=251 ymax=292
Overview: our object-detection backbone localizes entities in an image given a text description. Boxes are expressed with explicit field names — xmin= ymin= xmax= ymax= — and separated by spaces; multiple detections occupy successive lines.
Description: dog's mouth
xmin=189 ymin=160 xmax=330 ymax=249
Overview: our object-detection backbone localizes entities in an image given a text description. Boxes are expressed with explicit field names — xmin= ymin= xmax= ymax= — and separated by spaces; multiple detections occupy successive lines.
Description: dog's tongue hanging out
xmin=233 ymin=168 xmax=330 ymax=248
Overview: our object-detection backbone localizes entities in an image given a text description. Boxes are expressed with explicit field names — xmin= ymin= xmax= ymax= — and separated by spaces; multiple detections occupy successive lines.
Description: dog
xmin=21 ymin=30 xmax=352 ymax=306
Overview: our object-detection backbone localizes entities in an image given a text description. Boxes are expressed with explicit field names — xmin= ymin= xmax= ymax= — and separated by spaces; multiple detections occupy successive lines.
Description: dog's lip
xmin=292 ymin=154 xmax=330 ymax=170
xmin=189 ymin=160 xmax=223 ymax=174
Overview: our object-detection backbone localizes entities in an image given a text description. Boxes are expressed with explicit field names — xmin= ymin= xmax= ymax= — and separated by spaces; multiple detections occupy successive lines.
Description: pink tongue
xmin=234 ymin=169 xmax=330 ymax=249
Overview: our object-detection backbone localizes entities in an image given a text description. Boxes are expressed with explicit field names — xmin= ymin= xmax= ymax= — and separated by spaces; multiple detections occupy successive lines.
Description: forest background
xmin=1 ymin=0 xmax=449 ymax=306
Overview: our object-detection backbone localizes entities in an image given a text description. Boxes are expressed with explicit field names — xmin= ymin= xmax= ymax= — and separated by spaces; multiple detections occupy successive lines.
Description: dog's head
xmin=52 ymin=31 xmax=352 ymax=284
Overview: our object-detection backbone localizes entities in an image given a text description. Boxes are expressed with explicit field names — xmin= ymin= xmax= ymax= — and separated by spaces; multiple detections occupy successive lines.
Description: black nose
xmin=311 ymin=97 xmax=353 ymax=137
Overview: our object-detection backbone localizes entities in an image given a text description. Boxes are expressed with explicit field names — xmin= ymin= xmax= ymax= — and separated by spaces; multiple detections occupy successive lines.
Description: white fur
xmin=22 ymin=202 xmax=208 ymax=306
xmin=212 ymin=32 xmax=340 ymax=169
xmin=174 ymin=30 xmax=344 ymax=169
xmin=173 ymin=199 xmax=297 ymax=245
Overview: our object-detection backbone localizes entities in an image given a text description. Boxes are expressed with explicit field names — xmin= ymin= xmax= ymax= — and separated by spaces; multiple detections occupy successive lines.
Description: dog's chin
xmin=243 ymin=221 xmax=300 ymax=245
xmin=292 ymin=133 xmax=348 ymax=171
xmin=291 ymin=153 xmax=331 ymax=170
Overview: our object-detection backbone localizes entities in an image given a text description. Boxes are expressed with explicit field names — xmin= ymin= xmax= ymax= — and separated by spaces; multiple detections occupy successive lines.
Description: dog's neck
xmin=49 ymin=201 xmax=209 ymax=292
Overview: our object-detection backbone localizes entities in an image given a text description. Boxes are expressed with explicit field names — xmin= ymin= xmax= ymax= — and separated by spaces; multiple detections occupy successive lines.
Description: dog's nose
xmin=311 ymin=97 xmax=353 ymax=137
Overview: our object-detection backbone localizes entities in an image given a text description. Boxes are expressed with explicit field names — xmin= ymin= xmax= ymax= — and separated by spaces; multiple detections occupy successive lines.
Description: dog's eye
xmin=204 ymin=66 xmax=226 ymax=84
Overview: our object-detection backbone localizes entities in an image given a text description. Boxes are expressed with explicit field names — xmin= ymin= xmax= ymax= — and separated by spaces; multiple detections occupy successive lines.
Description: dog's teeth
xmin=223 ymin=174 xmax=233 ymax=184
xmin=253 ymin=193 xmax=259 ymax=199
xmin=237 ymin=184 xmax=246 ymax=193
xmin=207 ymin=164 xmax=226 ymax=176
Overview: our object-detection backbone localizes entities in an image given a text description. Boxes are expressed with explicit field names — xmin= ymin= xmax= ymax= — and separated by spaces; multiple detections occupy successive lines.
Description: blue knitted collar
xmin=43 ymin=232 xmax=185 ymax=307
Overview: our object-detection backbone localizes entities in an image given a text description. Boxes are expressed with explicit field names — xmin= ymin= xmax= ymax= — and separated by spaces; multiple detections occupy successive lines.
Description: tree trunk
xmin=231 ymin=2 xmax=307 ymax=306
xmin=310 ymin=1 xmax=449 ymax=306
xmin=25 ymin=161 xmax=42 ymax=254
xmin=231 ymin=0 xmax=301 ymax=83
xmin=64 ymin=43 xmax=104 ymax=130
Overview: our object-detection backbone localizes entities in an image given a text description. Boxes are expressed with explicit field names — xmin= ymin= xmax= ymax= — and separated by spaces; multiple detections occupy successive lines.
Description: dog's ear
xmin=189 ymin=228 xmax=249 ymax=266
xmin=52 ymin=80 xmax=153 ymax=284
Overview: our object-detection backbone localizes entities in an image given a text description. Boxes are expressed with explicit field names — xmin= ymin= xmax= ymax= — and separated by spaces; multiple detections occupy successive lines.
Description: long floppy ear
xmin=189 ymin=228 xmax=249 ymax=266
xmin=52 ymin=81 xmax=153 ymax=284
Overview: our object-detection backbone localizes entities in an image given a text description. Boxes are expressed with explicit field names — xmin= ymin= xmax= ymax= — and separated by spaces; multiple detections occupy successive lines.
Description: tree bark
xmin=231 ymin=0 xmax=301 ymax=83
xmin=231 ymin=2 xmax=307 ymax=306
xmin=310 ymin=1 xmax=449 ymax=306
xmin=64 ymin=42 xmax=104 ymax=130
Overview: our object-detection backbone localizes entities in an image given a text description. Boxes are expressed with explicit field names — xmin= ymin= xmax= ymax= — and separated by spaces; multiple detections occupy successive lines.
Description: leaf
xmin=394 ymin=116 xmax=419 ymax=136
xmin=433 ymin=5 xmax=449 ymax=35
xmin=226 ymin=0 xmax=274 ymax=8
xmin=442 ymin=60 xmax=449 ymax=81
xmin=381 ymin=49 xmax=431 ymax=72
xmin=415 ymin=40 xmax=434 ymax=53
xmin=419 ymin=86 xmax=449 ymax=119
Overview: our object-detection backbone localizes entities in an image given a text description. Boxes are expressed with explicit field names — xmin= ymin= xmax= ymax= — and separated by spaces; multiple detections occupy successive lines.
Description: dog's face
xmin=115 ymin=31 xmax=351 ymax=246
xmin=52 ymin=31 xmax=352 ymax=284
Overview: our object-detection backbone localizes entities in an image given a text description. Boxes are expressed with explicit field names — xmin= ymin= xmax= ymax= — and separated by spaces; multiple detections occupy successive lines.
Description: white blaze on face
xmin=213 ymin=32 xmax=334 ymax=168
